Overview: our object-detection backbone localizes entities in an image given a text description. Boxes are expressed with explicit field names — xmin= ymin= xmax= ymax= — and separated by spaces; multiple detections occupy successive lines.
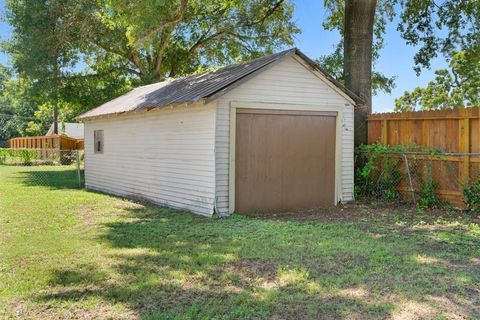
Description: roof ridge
xmin=135 ymin=80 xmax=172 ymax=90
xmin=208 ymin=47 xmax=295 ymax=71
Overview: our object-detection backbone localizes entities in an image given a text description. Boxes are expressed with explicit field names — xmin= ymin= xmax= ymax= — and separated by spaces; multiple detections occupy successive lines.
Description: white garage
xmin=77 ymin=48 xmax=361 ymax=216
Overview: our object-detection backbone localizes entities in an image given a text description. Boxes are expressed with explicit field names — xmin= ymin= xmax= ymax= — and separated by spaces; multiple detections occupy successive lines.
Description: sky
xmin=292 ymin=0 xmax=449 ymax=112
xmin=0 ymin=0 xmax=449 ymax=113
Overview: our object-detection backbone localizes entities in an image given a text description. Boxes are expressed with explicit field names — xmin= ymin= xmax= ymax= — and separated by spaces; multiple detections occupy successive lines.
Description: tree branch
xmin=154 ymin=29 xmax=175 ymax=75
xmin=186 ymin=0 xmax=285 ymax=54
xmin=243 ymin=0 xmax=285 ymax=28
xmin=451 ymin=67 xmax=462 ymax=87
xmin=135 ymin=0 xmax=188 ymax=45
xmin=147 ymin=0 xmax=189 ymax=78
xmin=188 ymin=26 xmax=213 ymax=54
xmin=127 ymin=47 xmax=145 ymax=77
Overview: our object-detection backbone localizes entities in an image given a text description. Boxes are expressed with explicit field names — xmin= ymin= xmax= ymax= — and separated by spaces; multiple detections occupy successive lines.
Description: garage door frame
xmin=228 ymin=101 xmax=344 ymax=213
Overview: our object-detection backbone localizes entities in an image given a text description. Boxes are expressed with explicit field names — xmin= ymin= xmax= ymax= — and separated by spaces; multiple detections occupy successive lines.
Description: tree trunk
xmin=53 ymin=104 xmax=58 ymax=134
xmin=344 ymin=0 xmax=376 ymax=147
xmin=53 ymin=59 xmax=59 ymax=135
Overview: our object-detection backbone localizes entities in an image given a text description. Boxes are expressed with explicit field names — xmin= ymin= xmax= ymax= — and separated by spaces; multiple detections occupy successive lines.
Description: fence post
xmin=381 ymin=119 xmax=388 ymax=145
xmin=76 ymin=150 xmax=81 ymax=188
xmin=403 ymin=154 xmax=416 ymax=204
xmin=459 ymin=117 xmax=470 ymax=184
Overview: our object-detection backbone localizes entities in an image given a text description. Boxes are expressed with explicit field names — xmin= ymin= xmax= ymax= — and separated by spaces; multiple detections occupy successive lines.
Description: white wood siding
xmin=215 ymin=56 xmax=355 ymax=214
xmin=84 ymin=102 xmax=216 ymax=216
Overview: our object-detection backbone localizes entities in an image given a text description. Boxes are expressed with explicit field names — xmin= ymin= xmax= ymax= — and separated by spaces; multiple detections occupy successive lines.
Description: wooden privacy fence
xmin=8 ymin=135 xmax=84 ymax=160
xmin=368 ymin=107 xmax=480 ymax=207
xmin=9 ymin=135 xmax=84 ymax=150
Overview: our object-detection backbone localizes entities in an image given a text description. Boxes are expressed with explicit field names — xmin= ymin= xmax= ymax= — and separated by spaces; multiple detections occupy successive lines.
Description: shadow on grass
xmin=48 ymin=265 xmax=108 ymax=287
xmin=37 ymin=205 xmax=480 ymax=319
xmin=14 ymin=168 xmax=84 ymax=189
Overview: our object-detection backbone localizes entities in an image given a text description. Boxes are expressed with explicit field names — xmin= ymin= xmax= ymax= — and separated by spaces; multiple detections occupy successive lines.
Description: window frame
xmin=94 ymin=130 xmax=104 ymax=154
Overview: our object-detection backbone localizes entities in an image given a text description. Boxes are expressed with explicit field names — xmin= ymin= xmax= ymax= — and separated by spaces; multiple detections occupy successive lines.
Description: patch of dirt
xmin=249 ymin=201 xmax=479 ymax=226
xmin=426 ymin=293 xmax=480 ymax=320
xmin=229 ymin=259 xmax=278 ymax=278
xmin=209 ymin=259 xmax=278 ymax=290
xmin=246 ymin=202 xmax=407 ymax=222
xmin=7 ymin=297 xmax=138 ymax=320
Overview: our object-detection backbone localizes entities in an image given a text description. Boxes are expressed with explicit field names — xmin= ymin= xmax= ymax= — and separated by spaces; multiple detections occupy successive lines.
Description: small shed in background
xmin=8 ymin=122 xmax=85 ymax=154
xmin=46 ymin=122 xmax=84 ymax=139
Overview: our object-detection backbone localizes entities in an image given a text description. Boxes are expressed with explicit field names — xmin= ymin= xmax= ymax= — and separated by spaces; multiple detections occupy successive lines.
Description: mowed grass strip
xmin=0 ymin=165 xmax=479 ymax=319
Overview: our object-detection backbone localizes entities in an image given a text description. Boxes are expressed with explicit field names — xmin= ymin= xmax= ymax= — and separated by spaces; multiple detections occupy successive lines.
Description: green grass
xmin=1 ymin=165 xmax=479 ymax=319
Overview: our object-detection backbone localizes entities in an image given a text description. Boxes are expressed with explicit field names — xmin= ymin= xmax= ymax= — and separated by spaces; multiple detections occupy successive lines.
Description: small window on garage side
xmin=94 ymin=130 xmax=104 ymax=154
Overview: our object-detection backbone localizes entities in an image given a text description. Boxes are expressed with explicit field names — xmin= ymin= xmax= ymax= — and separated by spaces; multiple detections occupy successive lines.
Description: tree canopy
xmin=323 ymin=0 xmax=479 ymax=74
xmin=4 ymin=0 xmax=298 ymax=84
xmin=0 ymin=0 xmax=478 ymax=142
xmin=1 ymin=0 xmax=298 ymax=140
xmin=0 ymin=67 xmax=37 ymax=143
xmin=398 ymin=0 xmax=479 ymax=74
xmin=395 ymin=50 xmax=480 ymax=111
xmin=84 ymin=0 xmax=299 ymax=82
xmin=321 ymin=0 xmax=479 ymax=110
xmin=394 ymin=0 xmax=479 ymax=110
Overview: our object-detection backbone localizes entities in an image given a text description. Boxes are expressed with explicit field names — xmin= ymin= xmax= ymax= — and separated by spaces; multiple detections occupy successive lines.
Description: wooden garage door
xmin=235 ymin=108 xmax=336 ymax=214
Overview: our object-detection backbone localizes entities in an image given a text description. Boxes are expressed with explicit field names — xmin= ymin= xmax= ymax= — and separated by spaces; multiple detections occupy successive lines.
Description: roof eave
xmin=76 ymin=100 xmax=203 ymax=121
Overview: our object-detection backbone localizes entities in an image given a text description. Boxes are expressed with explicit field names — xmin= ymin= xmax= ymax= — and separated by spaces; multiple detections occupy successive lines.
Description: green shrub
xmin=356 ymin=143 xmax=443 ymax=207
xmin=463 ymin=176 xmax=480 ymax=213
xmin=377 ymin=154 xmax=403 ymax=200
xmin=17 ymin=149 xmax=39 ymax=165
xmin=355 ymin=144 xmax=404 ymax=200
xmin=415 ymin=162 xmax=441 ymax=208
xmin=0 ymin=148 xmax=14 ymax=164
xmin=60 ymin=152 xmax=75 ymax=165
xmin=0 ymin=148 xmax=39 ymax=165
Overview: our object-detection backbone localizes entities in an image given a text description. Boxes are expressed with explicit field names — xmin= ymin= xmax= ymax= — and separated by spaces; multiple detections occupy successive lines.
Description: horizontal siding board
xmin=88 ymin=154 xmax=215 ymax=162
xmin=85 ymin=160 xmax=215 ymax=175
xmin=85 ymin=178 xmax=215 ymax=201
xmin=85 ymin=171 xmax=215 ymax=192
xmin=214 ymin=56 xmax=355 ymax=213
xmin=86 ymin=184 xmax=212 ymax=216
xmin=86 ymin=176 xmax=215 ymax=199
xmin=84 ymin=102 xmax=216 ymax=215
xmin=84 ymin=166 xmax=215 ymax=185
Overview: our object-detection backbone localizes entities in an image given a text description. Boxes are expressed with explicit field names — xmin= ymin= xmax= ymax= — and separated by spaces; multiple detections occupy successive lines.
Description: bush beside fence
xmin=356 ymin=144 xmax=480 ymax=211
xmin=366 ymin=107 xmax=480 ymax=211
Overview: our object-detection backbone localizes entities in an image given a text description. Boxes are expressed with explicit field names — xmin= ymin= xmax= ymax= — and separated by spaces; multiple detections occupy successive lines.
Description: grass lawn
xmin=1 ymin=165 xmax=479 ymax=319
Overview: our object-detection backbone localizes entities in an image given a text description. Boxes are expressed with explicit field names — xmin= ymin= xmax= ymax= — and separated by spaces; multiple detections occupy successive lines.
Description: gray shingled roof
xmin=77 ymin=48 xmax=361 ymax=120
